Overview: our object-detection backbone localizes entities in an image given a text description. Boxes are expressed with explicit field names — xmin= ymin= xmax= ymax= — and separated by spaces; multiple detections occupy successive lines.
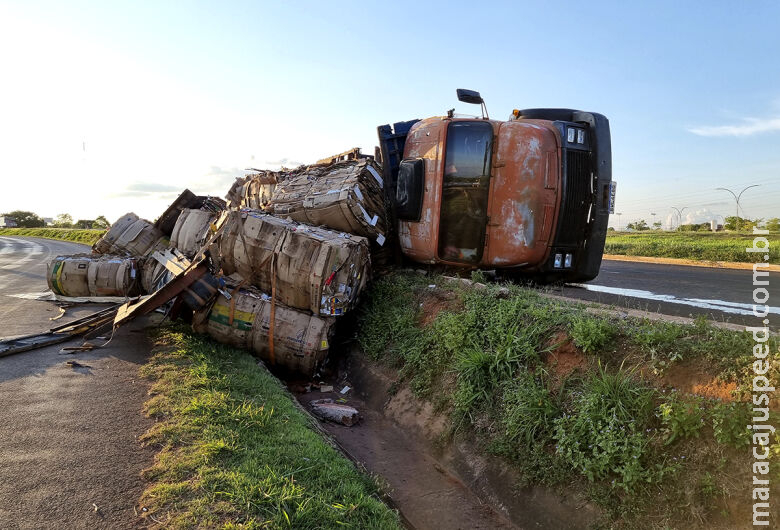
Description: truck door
xmin=437 ymin=121 xmax=493 ymax=263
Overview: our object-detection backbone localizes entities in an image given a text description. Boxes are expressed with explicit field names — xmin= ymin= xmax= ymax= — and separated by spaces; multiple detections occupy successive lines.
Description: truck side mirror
xmin=396 ymin=158 xmax=425 ymax=221
xmin=456 ymin=89 xmax=483 ymax=104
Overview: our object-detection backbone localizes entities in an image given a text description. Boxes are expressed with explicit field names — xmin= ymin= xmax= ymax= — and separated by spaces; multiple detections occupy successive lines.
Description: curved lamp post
xmin=715 ymin=185 xmax=759 ymax=231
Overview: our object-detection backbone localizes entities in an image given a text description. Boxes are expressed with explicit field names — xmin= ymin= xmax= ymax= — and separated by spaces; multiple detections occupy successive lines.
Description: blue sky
xmin=0 ymin=1 xmax=778 ymax=227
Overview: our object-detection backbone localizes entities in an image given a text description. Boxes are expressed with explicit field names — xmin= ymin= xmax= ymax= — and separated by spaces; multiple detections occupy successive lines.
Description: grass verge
xmin=357 ymin=271 xmax=780 ymax=528
xmin=139 ymin=324 xmax=400 ymax=529
xmin=0 ymin=227 xmax=104 ymax=245
xmin=604 ymin=231 xmax=780 ymax=264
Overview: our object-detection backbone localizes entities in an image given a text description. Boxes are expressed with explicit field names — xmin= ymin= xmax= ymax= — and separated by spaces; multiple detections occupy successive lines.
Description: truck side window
xmin=438 ymin=122 xmax=493 ymax=262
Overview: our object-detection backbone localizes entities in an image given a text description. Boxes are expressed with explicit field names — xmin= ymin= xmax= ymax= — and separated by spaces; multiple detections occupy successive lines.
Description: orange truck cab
xmin=377 ymin=89 xmax=614 ymax=282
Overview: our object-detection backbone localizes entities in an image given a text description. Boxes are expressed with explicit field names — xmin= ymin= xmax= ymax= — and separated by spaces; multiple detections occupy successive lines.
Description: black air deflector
xmin=395 ymin=158 xmax=425 ymax=221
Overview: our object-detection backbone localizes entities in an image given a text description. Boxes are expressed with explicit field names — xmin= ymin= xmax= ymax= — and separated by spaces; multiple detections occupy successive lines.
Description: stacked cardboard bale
xmin=169 ymin=208 xmax=217 ymax=258
xmin=225 ymin=170 xmax=280 ymax=209
xmin=267 ymin=160 xmax=387 ymax=246
xmin=93 ymin=213 xmax=167 ymax=257
xmin=212 ymin=210 xmax=369 ymax=317
xmin=193 ymin=279 xmax=334 ymax=375
xmin=47 ymin=254 xmax=141 ymax=299
xmin=230 ymin=160 xmax=388 ymax=246
xmin=141 ymin=195 xmax=226 ymax=294
xmin=44 ymin=156 xmax=388 ymax=376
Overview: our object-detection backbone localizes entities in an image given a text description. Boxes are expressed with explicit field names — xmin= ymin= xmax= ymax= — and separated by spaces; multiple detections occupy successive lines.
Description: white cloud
xmin=665 ymin=208 xmax=721 ymax=228
xmin=688 ymin=117 xmax=780 ymax=137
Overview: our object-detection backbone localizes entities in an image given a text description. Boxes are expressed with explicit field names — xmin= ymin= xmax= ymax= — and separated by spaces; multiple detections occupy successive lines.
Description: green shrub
xmin=657 ymin=393 xmax=706 ymax=445
xmin=630 ymin=319 xmax=688 ymax=370
xmin=501 ymin=371 xmax=562 ymax=447
xmin=570 ymin=317 xmax=617 ymax=353
xmin=711 ymin=402 xmax=752 ymax=447
xmin=553 ymin=364 xmax=656 ymax=491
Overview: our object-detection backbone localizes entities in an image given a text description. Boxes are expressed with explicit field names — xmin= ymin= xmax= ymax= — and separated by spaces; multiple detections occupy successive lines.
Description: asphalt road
xmin=558 ymin=259 xmax=780 ymax=329
xmin=0 ymin=236 xmax=154 ymax=529
xmin=0 ymin=236 xmax=106 ymax=339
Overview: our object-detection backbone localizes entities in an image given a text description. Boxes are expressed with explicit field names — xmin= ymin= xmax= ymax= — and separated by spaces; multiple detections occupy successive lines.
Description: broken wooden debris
xmin=114 ymin=260 xmax=209 ymax=328
xmin=153 ymin=188 xmax=226 ymax=236
xmin=0 ymin=306 xmax=120 ymax=358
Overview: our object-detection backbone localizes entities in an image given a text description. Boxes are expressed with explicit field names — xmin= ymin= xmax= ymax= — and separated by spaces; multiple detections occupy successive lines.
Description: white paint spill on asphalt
xmin=568 ymin=283 xmax=780 ymax=317
xmin=8 ymin=291 xmax=56 ymax=301
xmin=9 ymin=291 xmax=129 ymax=303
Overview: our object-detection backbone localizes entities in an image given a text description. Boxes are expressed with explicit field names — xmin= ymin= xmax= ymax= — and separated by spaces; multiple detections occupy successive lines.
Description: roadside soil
xmin=0 ymin=320 xmax=155 ymax=529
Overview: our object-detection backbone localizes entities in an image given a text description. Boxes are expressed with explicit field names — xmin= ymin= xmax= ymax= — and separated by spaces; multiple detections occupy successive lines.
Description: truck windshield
xmin=438 ymin=121 xmax=493 ymax=263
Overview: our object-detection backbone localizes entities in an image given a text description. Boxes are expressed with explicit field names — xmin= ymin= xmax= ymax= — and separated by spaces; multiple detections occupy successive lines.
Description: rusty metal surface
xmin=398 ymin=117 xmax=561 ymax=269
xmin=397 ymin=117 xmax=445 ymax=263
xmin=485 ymin=120 xmax=559 ymax=268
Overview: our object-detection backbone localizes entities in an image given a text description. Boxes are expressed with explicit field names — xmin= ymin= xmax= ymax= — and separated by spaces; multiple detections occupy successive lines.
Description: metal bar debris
xmin=0 ymin=305 xmax=120 ymax=358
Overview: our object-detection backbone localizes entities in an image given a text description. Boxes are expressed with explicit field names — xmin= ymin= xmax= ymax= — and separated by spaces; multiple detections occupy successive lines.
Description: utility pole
xmin=715 ymin=185 xmax=759 ymax=231
xmin=615 ymin=212 xmax=622 ymax=231
xmin=650 ymin=212 xmax=657 ymax=229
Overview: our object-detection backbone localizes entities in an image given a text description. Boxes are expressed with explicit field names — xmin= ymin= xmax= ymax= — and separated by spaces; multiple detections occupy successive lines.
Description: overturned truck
xmin=41 ymin=89 xmax=613 ymax=376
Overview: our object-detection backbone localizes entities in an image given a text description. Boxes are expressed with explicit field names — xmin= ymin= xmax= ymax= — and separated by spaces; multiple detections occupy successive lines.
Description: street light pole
xmin=715 ymin=185 xmax=760 ymax=232
xmin=616 ymin=212 xmax=622 ymax=231
xmin=671 ymin=207 xmax=687 ymax=230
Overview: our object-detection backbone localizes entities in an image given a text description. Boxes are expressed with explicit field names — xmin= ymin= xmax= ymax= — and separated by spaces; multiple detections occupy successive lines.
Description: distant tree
xmin=652 ymin=221 xmax=662 ymax=230
xmin=678 ymin=223 xmax=710 ymax=232
xmin=724 ymin=216 xmax=760 ymax=231
xmin=607 ymin=227 xmax=615 ymax=232
xmin=626 ymin=219 xmax=650 ymax=231
xmin=93 ymin=215 xmax=110 ymax=229
xmin=53 ymin=213 xmax=73 ymax=228
xmin=75 ymin=219 xmax=95 ymax=229
xmin=764 ymin=218 xmax=780 ymax=232
xmin=2 ymin=210 xmax=44 ymax=228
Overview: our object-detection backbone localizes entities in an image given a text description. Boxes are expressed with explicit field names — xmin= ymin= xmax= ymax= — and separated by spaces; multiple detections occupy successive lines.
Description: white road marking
xmin=569 ymin=283 xmax=779 ymax=317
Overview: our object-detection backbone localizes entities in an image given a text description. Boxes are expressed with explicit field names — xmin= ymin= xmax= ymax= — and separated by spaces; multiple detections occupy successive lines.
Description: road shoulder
xmin=603 ymin=253 xmax=780 ymax=271
xmin=0 ymin=321 xmax=154 ymax=529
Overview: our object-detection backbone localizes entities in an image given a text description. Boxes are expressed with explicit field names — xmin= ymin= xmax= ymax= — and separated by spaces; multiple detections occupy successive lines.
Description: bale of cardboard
xmin=47 ymin=254 xmax=141 ymax=298
xmin=193 ymin=282 xmax=335 ymax=376
xmin=212 ymin=210 xmax=370 ymax=317
xmin=93 ymin=213 xmax=167 ymax=257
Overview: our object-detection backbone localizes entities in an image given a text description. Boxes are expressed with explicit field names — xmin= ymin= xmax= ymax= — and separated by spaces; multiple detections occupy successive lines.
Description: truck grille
xmin=555 ymin=150 xmax=591 ymax=246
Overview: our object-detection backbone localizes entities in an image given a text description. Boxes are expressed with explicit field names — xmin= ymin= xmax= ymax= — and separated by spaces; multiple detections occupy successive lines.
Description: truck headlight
xmin=577 ymin=129 xmax=585 ymax=144
xmin=565 ymin=253 xmax=573 ymax=268
xmin=554 ymin=253 xmax=563 ymax=268
xmin=567 ymin=128 xmax=576 ymax=143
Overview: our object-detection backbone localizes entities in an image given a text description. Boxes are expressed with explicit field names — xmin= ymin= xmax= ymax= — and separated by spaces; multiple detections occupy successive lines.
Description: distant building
xmin=43 ymin=217 xmax=54 ymax=226
xmin=0 ymin=216 xmax=17 ymax=227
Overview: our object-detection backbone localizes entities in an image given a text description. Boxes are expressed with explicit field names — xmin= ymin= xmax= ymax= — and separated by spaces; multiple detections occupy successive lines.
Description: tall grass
xmin=605 ymin=231 xmax=780 ymax=263
xmin=0 ymin=227 xmax=104 ymax=245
